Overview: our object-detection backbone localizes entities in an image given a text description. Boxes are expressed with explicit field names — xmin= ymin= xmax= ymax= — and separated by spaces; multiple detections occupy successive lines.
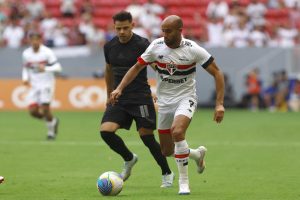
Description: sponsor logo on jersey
xmin=160 ymin=76 xmax=187 ymax=84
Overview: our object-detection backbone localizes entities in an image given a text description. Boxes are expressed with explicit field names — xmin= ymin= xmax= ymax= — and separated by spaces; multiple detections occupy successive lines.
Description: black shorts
xmin=101 ymin=104 xmax=156 ymax=131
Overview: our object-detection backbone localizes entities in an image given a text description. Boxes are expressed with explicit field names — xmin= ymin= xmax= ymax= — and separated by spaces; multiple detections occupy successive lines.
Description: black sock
xmin=140 ymin=134 xmax=172 ymax=175
xmin=100 ymin=131 xmax=133 ymax=161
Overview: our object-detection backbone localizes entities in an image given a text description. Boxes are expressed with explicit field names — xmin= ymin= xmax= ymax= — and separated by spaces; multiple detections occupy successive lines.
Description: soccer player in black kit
xmin=100 ymin=11 xmax=174 ymax=188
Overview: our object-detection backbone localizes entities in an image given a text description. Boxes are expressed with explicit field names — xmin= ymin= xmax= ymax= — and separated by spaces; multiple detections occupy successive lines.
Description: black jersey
xmin=104 ymin=33 xmax=153 ymax=105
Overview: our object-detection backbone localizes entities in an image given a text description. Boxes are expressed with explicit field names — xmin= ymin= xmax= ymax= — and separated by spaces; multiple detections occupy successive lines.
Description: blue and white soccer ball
xmin=97 ymin=171 xmax=123 ymax=196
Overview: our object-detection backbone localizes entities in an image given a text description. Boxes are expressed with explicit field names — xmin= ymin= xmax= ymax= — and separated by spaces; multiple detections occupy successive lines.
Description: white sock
xmin=46 ymin=118 xmax=55 ymax=136
xmin=174 ymin=140 xmax=189 ymax=185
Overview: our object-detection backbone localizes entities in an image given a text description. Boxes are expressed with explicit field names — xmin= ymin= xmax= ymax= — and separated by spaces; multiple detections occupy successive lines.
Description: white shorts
xmin=27 ymin=85 xmax=54 ymax=106
xmin=158 ymin=97 xmax=197 ymax=133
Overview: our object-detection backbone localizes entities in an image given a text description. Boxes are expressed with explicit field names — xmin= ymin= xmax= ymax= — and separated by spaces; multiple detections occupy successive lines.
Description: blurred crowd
xmin=0 ymin=0 xmax=300 ymax=49
xmin=240 ymin=68 xmax=300 ymax=112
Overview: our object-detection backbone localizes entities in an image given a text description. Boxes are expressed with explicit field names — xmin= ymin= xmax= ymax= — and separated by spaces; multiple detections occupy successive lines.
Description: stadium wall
xmin=0 ymin=46 xmax=299 ymax=110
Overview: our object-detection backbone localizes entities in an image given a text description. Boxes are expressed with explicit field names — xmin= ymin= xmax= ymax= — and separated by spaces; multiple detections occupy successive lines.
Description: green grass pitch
xmin=0 ymin=110 xmax=300 ymax=200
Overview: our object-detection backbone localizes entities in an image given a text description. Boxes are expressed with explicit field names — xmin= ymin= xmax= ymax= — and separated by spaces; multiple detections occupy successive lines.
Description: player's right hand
xmin=110 ymin=88 xmax=122 ymax=105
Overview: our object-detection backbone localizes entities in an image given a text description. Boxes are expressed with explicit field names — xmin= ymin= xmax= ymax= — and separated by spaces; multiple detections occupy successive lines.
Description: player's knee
xmin=171 ymin=126 xmax=185 ymax=139
xmin=161 ymin=147 xmax=174 ymax=157
xmin=100 ymin=131 xmax=114 ymax=140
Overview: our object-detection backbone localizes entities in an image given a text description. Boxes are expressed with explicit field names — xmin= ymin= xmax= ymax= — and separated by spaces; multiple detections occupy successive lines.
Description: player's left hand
xmin=214 ymin=105 xmax=225 ymax=123
xmin=110 ymin=88 xmax=122 ymax=105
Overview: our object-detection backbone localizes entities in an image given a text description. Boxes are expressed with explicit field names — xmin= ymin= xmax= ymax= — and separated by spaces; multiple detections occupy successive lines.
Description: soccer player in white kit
xmin=22 ymin=32 xmax=62 ymax=140
xmin=111 ymin=15 xmax=225 ymax=194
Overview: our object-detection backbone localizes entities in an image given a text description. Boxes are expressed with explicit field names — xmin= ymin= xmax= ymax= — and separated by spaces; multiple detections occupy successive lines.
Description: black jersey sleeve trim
xmin=202 ymin=56 xmax=214 ymax=69
xmin=46 ymin=61 xmax=57 ymax=66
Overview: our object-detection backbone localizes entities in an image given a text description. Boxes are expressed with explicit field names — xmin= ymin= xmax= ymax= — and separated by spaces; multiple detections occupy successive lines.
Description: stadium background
xmin=0 ymin=0 xmax=300 ymax=110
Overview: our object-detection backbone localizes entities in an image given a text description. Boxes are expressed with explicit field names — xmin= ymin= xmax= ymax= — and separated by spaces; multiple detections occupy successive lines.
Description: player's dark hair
xmin=112 ymin=11 xmax=132 ymax=23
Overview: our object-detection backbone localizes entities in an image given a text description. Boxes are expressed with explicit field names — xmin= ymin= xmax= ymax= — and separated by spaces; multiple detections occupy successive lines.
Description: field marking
xmin=1 ymin=140 xmax=300 ymax=147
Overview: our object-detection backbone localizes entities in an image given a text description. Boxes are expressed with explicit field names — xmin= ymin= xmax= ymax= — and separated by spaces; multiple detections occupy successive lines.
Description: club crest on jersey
xmin=166 ymin=62 xmax=177 ymax=75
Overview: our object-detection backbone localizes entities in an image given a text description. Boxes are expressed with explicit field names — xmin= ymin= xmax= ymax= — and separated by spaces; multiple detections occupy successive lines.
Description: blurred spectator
xmin=222 ymin=24 xmax=235 ymax=47
xmin=206 ymin=0 xmax=229 ymax=19
xmin=68 ymin=25 xmax=86 ymax=46
xmin=268 ymin=0 xmax=284 ymax=8
xmin=289 ymin=1 xmax=300 ymax=28
xmin=60 ymin=0 xmax=76 ymax=18
xmin=8 ymin=0 xmax=26 ymax=19
xmin=126 ymin=0 xmax=145 ymax=20
xmin=40 ymin=11 xmax=58 ymax=47
xmin=277 ymin=22 xmax=299 ymax=47
xmin=288 ymin=75 xmax=300 ymax=112
xmin=246 ymin=0 xmax=267 ymax=27
xmin=86 ymin=25 xmax=106 ymax=48
xmin=138 ymin=8 xmax=161 ymax=40
xmin=2 ymin=17 xmax=24 ymax=48
xmin=263 ymin=72 xmax=279 ymax=111
xmin=275 ymin=70 xmax=289 ymax=111
xmin=80 ymin=0 xmax=93 ymax=15
xmin=224 ymin=1 xmax=242 ymax=28
xmin=206 ymin=16 xmax=224 ymax=47
xmin=78 ymin=13 xmax=93 ymax=40
xmin=0 ymin=1 xmax=9 ymax=21
xmin=231 ymin=14 xmax=251 ymax=48
xmin=26 ymin=0 xmax=44 ymax=19
xmin=267 ymin=25 xmax=280 ymax=47
xmin=133 ymin=20 xmax=149 ymax=39
xmin=143 ymin=0 xmax=164 ymax=16
xmin=249 ymin=25 xmax=269 ymax=47
xmin=246 ymin=68 xmax=262 ymax=111
xmin=52 ymin=22 xmax=69 ymax=47
xmin=283 ymin=0 xmax=300 ymax=8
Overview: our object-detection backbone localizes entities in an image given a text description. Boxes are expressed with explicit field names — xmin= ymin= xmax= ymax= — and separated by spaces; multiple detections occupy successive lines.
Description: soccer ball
xmin=97 ymin=171 xmax=123 ymax=196
xmin=0 ymin=176 xmax=4 ymax=184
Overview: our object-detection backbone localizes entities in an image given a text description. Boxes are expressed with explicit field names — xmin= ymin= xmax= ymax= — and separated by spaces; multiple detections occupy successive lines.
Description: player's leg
xmin=171 ymin=97 xmax=201 ymax=195
xmin=27 ymin=88 xmax=43 ymax=119
xmin=40 ymin=87 xmax=59 ymax=140
xmin=171 ymin=114 xmax=191 ymax=195
xmin=134 ymin=104 xmax=174 ymax=187
xmin=100 ymin=105 xmax=137 ymax=181
xmin=157 ymin=112 xmax=175 ymax=157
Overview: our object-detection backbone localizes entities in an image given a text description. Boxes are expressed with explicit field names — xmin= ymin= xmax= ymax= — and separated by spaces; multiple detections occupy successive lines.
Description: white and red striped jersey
xmin=22 ymin=45 xmax=62 ymax=87
xmin=138 ymin=37 xmax=214 ymax=109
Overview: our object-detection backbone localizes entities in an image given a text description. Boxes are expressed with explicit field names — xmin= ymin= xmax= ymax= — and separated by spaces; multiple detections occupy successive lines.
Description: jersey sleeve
xmin=45 ymin=49 xmax=62 ymax=72
xmin=22 ymin=52 xmax=29 ymax=81
xmin=138 ymin=41 xmax=156 ymax=65
xmin=192 ymin=43 xmax=214 ymax=69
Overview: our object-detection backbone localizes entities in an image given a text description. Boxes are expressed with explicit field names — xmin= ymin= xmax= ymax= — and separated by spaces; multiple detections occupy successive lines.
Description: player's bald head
xmin=162 ymin=15 xmax=183 ymax=29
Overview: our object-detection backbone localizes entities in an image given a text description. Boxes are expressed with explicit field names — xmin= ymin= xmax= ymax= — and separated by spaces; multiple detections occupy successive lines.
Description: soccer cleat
xmin=196 ymin=146 xmax=207 ymax=174
xmin=120 ymin=153 xmax=138 ymax=181
xmin=160 ymin=171 xmax=175 ymax=188
xmin=178 ymin=183 xmax=190 ymax=195
xmin=46 ymin=135 xmax=55 ymax=141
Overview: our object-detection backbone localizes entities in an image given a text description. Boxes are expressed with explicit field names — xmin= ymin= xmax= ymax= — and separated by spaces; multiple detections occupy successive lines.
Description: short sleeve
xmin=192 ymin=43 xmax=214 ymax=68
xmin=47 ymin=49 xmax=58 ymax=65
xmin=139 ymin=41 xmax=156 ymax=64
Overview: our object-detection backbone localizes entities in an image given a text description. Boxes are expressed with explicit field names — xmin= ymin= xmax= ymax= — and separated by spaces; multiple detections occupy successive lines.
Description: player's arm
xmin=205 ymin=61 xmax=225 ymax=123
xmin=22 ymin=67 xmax=30 ymax=86
xmin=105 ymin=63 xmax=114 ymax=104
xmin=44 ymin=62 xmax=62 ymax=73
xmin=110 ymin=62 xmax=146 ymax=103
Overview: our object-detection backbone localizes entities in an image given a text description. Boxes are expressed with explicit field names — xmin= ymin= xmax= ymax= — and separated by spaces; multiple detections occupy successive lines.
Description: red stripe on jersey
xmin=175 ymin=153 xmax=190 ymax=158
xmin=158 ymin=129 xmax=171 ymax=134
xmin=137 ymin=57 xmax=149 ymax=65
xmin=154 ymin=61 xmax=196 ymax=70
xmin=26 ymin=61 xmax=48 ymax=67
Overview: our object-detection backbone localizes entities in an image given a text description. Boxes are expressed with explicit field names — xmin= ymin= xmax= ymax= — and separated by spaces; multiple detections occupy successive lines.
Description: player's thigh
xmin=171 ymin=97 xmax=197 ymax=139
xmin=39 ymin=86 xmax=54 ymax=105
xmin=133 ymin=104 xmax=156 ymax=136
xmin=157 ymin=112 xmax=175 ymax=156
xmin=101 ymin=105 xmax=133 ymax=132
xmin=26 ymin=87 xmax=39 ymax=108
